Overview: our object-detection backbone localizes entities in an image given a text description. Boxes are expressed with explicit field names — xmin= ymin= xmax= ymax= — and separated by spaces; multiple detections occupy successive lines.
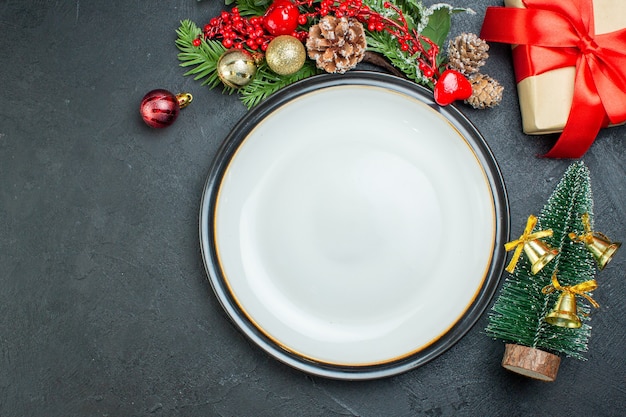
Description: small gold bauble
xmin=265 ymin=35 xmax=306 ymax=76
xmin=217 ymin=49 xmax=258 ymax=88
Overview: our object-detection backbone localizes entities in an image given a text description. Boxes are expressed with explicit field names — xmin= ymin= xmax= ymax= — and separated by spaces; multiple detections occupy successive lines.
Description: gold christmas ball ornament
xmin=217 ymin=49 xmax=258 ymax=89
xmin=265 ymin=35 xmax=306 ymax=76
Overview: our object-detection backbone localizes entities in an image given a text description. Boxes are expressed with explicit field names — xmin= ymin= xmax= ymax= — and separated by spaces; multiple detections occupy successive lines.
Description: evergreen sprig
xmin=176 ymin=20 xmax=235 ymax=93
xmin=485 ymin=162 xmax=596 ymax=360
xmin=364 ymin=1 xmax=468 ymax=86
xmin=366 ymin=30 xmax=426 ymax=85
xmin=363 ymin=0 xmax=428 ymax=84
xmin=176 ymin=19 xmax=322 ymax=109
xmin=239 ymin=61 xmax=321 ymax=108
xmin=176 ymin=1 xmax=468 ymax=107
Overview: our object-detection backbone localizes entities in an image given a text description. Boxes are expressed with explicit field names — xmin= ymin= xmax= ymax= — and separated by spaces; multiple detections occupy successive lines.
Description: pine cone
xmin=306 ymin=16 xmax=366 ymax=74
xmin=465 ymin=73 xmax=504 ymax=109
xmin=447 ymin=33 xmax=489 ymax=76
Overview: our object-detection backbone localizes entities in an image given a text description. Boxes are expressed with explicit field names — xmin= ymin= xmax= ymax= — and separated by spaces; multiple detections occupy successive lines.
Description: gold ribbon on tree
xmin=569 ymin=213 xmax=597 ymax=245
xmin=504 ymin=214 xmax=555 ymax=273
xmin=542 ymin=273 xmax=600 ymax=309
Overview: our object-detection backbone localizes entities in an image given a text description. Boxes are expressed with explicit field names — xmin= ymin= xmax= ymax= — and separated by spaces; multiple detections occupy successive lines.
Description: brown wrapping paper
xmin=504 ymin=0 xmax=626 ymax=134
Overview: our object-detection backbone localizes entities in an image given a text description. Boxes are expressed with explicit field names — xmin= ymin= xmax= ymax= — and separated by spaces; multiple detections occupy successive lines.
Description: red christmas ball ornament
xmin=433 ymin=69 xmax=472 ymax=106
xmin=140 ymin=89 xmax=192 ymax=128
xmin=263 ymin=0 xmax=300 ymax=36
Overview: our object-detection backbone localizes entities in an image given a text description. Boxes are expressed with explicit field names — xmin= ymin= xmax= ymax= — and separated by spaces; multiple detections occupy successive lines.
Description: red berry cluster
xmin=200 ymin=4 xmax=308 ymax=51
xmin=197 ymin=0 xmax=441 ymax=81
xmin=202 ymin=8 xmax=276 ymax=51
xmin=380 ymin=2 xmax=440 ymax=79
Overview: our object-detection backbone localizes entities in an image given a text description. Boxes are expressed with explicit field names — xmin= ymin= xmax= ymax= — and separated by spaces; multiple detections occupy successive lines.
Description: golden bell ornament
xmin=523 ymin=239 xmax=559 ymax=275
xmin=504 ymin=215 xmax=557 ymax=274
xmin=582 ymin=232 xmax=621 ymax=270
xmin=217 ymin=49 xmax=258 ymax=89
xmin=542 ymin=272 xmax=599 ymax=329
xmin=544 ymin=292 xmax=582 ymax=329
xmin=569 ymin=213 xmax=621 ymax=270
xmin=265 ymin=35 xmax=306 ymax=76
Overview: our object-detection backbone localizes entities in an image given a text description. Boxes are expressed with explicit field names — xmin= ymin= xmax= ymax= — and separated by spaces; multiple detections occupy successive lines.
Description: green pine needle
xmin=366 ymin=30 xmax=428 ymax=86
xmin=239 ymin=61 xmax=321 ymax=109
xmin=485 ymin=162 xmax=596 ymax=360
xmin=176 ymin=20 xmax=236 ymax=92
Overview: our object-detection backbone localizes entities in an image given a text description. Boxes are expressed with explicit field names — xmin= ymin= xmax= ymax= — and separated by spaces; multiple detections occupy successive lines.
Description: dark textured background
xmin=1 ymin=1 xmax=624 ymax=416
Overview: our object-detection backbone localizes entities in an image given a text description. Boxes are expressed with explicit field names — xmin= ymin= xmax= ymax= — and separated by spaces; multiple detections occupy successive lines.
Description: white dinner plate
xmin=200 ymin=72 xmax=509 ymax=379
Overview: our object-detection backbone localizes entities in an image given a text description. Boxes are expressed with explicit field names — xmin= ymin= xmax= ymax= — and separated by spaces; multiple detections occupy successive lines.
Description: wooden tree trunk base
xmin=501 ymin=344 xmax=561 ymax=382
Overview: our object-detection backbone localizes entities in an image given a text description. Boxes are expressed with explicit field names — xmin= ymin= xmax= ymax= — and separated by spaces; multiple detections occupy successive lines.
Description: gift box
xmin=480 ymin=0 xmax=626 ymax=158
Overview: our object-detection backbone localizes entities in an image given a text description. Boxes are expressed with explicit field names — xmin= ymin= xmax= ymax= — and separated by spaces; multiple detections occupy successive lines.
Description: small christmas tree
xmin=486 ymin=161 xmax=619 ymax=381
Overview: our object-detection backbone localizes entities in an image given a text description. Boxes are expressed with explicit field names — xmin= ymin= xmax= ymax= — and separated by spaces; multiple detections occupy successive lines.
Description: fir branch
xmin=176 ymin=20 xmax=236 ymax=93
xmin=364 ymin=1 xmax=469 ymax=86
xmin=366 ymin=30 xmax=430 ymax=87
xmin=239 ymin=61 xmax=321 ymax=109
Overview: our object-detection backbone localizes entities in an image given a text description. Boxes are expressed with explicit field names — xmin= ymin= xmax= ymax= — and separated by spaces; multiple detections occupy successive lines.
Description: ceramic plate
xmin=200 ymin=72 xmax=509 ymax=380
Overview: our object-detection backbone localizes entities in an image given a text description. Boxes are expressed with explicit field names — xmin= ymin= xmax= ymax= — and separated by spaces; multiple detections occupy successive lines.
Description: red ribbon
xmin=480 ymin=0 xmax=626 ymax=158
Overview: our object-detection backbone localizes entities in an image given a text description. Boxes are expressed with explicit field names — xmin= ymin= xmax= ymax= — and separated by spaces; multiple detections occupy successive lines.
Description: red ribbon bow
xmin=480 ymin=0 xmax=626 ymax=158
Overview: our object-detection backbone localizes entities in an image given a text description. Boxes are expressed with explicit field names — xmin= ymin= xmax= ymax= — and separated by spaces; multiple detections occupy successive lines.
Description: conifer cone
xmin=306 ymin=16 xmax=366 ymax=74
xmin=447 ymin=33 xmax=489 ymax=76
xmin=466 ymin=73 xmax=504 ymax=109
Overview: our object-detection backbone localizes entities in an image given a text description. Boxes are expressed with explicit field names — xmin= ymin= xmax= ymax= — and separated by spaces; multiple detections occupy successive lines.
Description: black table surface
xmin=1 ymin=1 xmax=624 ymax=416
